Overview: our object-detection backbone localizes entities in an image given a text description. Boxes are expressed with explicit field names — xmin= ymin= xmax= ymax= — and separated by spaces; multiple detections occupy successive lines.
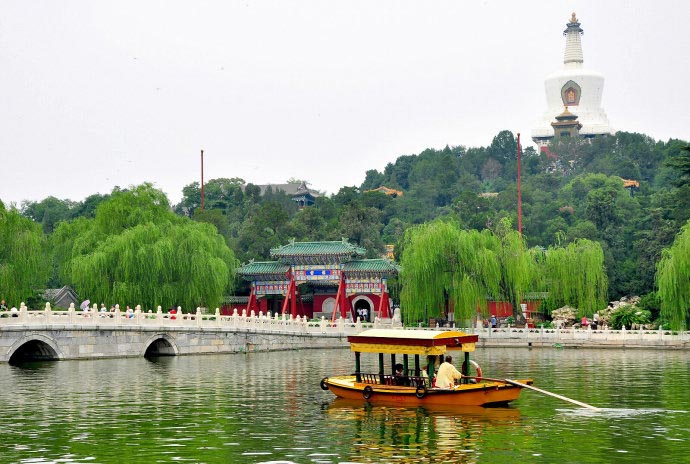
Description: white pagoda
xmin=532 ymin=13 xmax=614 ymax=146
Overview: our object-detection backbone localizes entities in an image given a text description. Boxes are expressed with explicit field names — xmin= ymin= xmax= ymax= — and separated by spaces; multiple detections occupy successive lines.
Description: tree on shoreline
xmin=399 ymin=219 xmax=532 ymax=323
xmin=656 ymin=220 xmax=690 ymax=330
xmin=542 ymin=239 xmax=608 ymax=316
xmin=400 ymin=220 xmax=607 ymax=323
xmin=0 ymin=201 xmax=49 ymax=307
xmin=52 ymin=184 xmax=238 ymax=311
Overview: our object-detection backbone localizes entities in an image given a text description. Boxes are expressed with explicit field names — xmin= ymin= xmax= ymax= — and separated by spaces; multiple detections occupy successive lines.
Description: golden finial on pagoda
xmin=571 ymin=12 xmax=577 ymax=23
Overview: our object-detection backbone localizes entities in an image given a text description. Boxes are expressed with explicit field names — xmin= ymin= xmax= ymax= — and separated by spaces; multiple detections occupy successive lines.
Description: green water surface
xmin=0 ymin=347 xmax=687 ymax=463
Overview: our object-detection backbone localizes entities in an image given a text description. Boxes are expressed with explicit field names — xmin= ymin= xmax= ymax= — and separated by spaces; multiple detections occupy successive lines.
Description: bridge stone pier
xmin=0 ymin=326 xmax=350 ymax=364
xmin=0 ymin=306 xmax=375 ymax=364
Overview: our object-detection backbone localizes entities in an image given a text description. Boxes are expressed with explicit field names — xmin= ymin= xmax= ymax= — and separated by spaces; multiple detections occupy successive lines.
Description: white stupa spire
xmin=563 ymin=13 xmax=584 ymax=65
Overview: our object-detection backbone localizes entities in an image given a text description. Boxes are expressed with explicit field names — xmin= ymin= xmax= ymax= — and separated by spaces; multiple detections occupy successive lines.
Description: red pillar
xmin=378 ymin=282 xmax=391 ymax=319
xmin=247 ymin=284 xmax=258 ymax=313
xmin=517 ymin=133 xmax=523 ymax=234
xmin=332 ymin=271 xmax=351 ymax=321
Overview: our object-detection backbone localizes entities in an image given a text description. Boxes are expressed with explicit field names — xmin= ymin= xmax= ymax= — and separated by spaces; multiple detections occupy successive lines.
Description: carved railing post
xmin=68 ymin=303 xmax=76 ymax=324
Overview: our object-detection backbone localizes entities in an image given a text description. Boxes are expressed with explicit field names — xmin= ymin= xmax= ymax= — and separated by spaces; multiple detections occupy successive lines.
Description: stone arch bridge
xmin=0 ymin=307 xmax=373 ymax=364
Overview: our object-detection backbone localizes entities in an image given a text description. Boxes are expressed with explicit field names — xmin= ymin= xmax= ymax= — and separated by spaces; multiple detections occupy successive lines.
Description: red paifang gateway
xmin=321 ymin=329 xmax=533 ymax=407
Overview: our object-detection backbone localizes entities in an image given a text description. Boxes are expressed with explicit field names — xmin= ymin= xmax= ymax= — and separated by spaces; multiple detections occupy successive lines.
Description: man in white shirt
xmin=435 ymin=355 xmax=463 ymax=389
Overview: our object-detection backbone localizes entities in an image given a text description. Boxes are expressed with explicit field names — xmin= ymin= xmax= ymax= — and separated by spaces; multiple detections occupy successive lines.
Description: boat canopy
xmin=347 ymin=329 xmax=478 ymax=355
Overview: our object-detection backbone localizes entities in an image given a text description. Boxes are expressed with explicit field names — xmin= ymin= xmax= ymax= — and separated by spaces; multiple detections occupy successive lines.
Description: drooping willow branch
xmin=657 ymin=220 xmax=690 ymax=330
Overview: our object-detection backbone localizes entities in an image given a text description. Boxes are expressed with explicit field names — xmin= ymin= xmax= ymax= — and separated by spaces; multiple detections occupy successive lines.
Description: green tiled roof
xmin=342 ymin=259 xmax=400 ymax=273
xmin=237 ymin=261 xmax=290 ymax=276
xmin=270 ymin=240 xmax=366 ymax=258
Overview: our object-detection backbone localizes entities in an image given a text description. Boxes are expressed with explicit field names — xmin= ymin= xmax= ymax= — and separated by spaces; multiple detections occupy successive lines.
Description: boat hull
xmin=323 ymin=375 xmax=531 ymax=407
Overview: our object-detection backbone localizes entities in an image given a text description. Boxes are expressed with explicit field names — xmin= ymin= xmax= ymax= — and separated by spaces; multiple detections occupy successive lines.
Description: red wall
xmin=224 ymin=292 xmax=384 ymax=319
xmin=487 ymin=300 xmax=542 ymax=317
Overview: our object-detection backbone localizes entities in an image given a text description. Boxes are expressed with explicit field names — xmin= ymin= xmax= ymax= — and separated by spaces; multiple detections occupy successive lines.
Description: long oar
xmin=505 ymin=378 xmax=600 ymax=410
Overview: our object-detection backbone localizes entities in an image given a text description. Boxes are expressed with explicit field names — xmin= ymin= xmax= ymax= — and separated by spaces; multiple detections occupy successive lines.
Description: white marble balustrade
xmin=0 ymin=302 xmax=393 ymax=336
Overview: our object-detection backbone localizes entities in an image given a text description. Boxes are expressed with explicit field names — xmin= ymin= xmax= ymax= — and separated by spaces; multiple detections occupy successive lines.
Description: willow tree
xmin=55 ymin=184 xmax=239 ymax=311
xmin=543 ymin=239 xmax=607 ymax=316
xmin=656 ymin=220 xmax=690 ymax=330
xmin=0 ymin=201 xmax=49 ymax=306
xmin=399 ymin=219 xmax=532 ymax=323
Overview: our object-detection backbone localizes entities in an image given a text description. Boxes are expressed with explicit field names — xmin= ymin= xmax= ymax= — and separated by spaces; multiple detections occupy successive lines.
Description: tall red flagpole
xmin=517 ymin=133 xmax=523 ymax=234
xmin=200 ymin=149 xmax=205 ymax=210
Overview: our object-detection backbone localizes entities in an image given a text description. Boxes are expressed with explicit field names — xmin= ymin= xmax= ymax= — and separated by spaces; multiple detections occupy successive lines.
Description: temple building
xmin=532 ymin=13 xmax=614 ymax=147
xmin=246 ymin=181 xmax=318 ymax=208
xmin=235 ymin=240 xmax=399 ymax=321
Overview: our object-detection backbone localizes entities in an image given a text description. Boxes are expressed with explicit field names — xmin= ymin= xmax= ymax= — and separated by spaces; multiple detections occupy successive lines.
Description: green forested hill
xmin=17 ymin=131 xmax=690 ymax=306
xmin=366 ymin=130 xmax=689 ymax=299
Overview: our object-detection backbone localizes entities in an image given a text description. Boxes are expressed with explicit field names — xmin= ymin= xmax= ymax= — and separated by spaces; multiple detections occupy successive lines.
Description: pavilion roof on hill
xmin=270 ymin=240 xmax=366 ymax=265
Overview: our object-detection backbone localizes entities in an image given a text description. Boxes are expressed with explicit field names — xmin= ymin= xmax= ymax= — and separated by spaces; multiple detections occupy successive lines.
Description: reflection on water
xmin=324 ymin=399 xmax=522 ymax=463
xmin=0 ymin=348 xmax=687 ymax=463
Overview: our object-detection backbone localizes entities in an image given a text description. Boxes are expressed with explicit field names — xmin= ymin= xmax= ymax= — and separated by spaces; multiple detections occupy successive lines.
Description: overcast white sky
xmin=1 ymin=1 xmax=688 ymax=206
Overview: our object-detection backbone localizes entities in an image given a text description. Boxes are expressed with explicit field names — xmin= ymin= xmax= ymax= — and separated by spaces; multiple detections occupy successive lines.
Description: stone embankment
xmin=464 ymin=326 xmax=690 ymax=350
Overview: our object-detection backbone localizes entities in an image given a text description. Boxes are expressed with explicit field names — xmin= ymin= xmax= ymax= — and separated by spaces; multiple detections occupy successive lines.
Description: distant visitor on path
xmin=490 ymin=315 xmax=497 ymax=328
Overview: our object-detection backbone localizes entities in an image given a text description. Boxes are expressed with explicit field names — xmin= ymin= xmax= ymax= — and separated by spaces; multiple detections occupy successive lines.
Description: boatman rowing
xmin=436 ymin=355 xmax=463 ymax=389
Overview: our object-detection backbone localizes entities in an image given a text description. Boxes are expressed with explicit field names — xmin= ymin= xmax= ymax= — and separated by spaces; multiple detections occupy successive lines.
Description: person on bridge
xmin=435 ymin=355 xmax=462 ymax=389
xmin=1 ymin=300 xmax=7 ymax=311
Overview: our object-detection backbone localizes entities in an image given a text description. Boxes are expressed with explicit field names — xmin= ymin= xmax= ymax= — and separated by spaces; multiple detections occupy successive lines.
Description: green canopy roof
xmin=270 ymin=240 xmax=366 ymax=259
xmin=342 ymin=259 xmax=399 ymax=273
xmin=237 ymin=261 xmax=290 ymax=276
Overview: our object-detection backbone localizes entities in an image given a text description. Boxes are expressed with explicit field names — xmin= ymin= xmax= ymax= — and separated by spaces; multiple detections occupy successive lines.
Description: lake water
xmin=0 ymin=347 xmax=687 ymax=463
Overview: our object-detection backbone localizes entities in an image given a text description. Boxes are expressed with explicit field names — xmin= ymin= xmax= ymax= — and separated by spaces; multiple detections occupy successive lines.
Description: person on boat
xmin=420 ymin=365 xmax=429 ymax=378
xmin=436 ymin=356 xmax=462 ymax=389
xmin=436 ymin=356 xmax=462 ymax=390
xmin=394 ymin=363 xmax=409 ymax=386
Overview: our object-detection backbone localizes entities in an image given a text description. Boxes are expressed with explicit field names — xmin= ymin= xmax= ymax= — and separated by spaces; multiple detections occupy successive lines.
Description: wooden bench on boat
xmin=358 ymin=373 xmax=428 ymax=387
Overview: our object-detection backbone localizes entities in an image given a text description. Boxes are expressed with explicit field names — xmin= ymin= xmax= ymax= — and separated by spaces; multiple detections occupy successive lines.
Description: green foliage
xmin=338 ymin=204 xmax=384 ymax=257
xmin=236 ymin=201 xmax=293 ymax=261
xmin=656 ymin=220 xmax=690 ymax=330
xmin=664 ymin=145 xmax=690 ymax=187
xmin=55 ymin=184 xmax=238 ymax=311
xmin=399 ymin=219 xmax=533 ymax=323
xmin=21 ymin=194 xmax=110 ymax=233
xmin=544 ymin=239 xmax=608 ymax=315
xmin=11 ymin=129 xmax=688 ymax=313
xmin=21 ymin=196 xmax=75 ymax=234
xmin=637 ymin=292 xmax=661 ymax=321
xmin=0 ymin=201 xmax=49 ymax=306
xmin=609 ymin=304 xmax=651 ymax=330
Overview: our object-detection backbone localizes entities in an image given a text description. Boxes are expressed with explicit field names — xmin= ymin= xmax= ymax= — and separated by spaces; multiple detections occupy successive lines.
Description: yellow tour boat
xmin=320 ymin=328 xmax=533 ymax=407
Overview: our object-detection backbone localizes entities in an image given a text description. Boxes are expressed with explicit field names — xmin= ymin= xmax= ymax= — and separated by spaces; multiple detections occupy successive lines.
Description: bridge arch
xmin=143 ymin=333 xmax=179 ymax=357
xmin=7 ymin=334 xmax=63 ymax=365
